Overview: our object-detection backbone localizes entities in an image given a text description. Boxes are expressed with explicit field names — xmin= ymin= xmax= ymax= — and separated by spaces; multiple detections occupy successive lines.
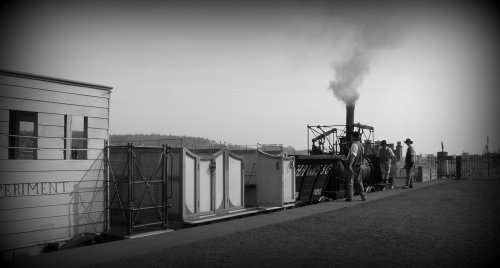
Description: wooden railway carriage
xmin=0 ymin=70 xmax=111 ymax=259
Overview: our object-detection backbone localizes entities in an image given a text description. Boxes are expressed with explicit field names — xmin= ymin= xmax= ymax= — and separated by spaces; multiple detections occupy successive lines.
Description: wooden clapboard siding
xmin=38 ymin=125 xmax=64 ymax=140
xmin=0 ymin=223 xmax=103 ymax=250
xmin=0 ymin=211 xmax=104 ymax=236
xmin=0 ymin=74 xmax=111 ymax=98
xmin=87 ymin=139 xmax=105 ymax=150
xmin=0 ymin=122 xmax=7 ymax=133
xmin=0 ymin=183 xmax=104 ymax=206
xmin=0 ymin=109 xmax=8 ymax=121
xmin=0 ymin=202 xmax=104 ymax=223
xmin=0 ymin=84 xmax=109 ymax=108
xmin=88 ymin=128 xmax=108 ymax=140
xmin=37 ymin=149 xmax=105 ymax=160
xmin=0 ymin=159 xmax=105 ymax=172
xmin=88 ymin=117 xmax=108 ymax=130
xmin=0 ymin=134 xmax=7 ymax=145
xmin=38 ymin=113 xmax=65 ymax=127
xmin=0 ymin=174 xmax=104 ymax=194
xmin=87 ymin=150 xmax=106 ymax=160
xmin=0 ymin=97 xmax=109 ymax=119
xmin=0 ymin=190 xmax=105 ymax=210
xmin=0 ymin=169 xmax=103 ymax=183
xmin=38 ymin=136 xmax=64 ymax=149
xmin=38 ymin=149 xmax=63 ymax=160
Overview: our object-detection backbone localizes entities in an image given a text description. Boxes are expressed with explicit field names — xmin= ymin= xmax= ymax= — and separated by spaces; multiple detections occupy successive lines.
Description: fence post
xmin=127 ymin=143 xmax=133 ymax=236
xmin=417 ymin=166 xmax=423 ymax=182
xmin=162 ymin=144 xmax=168 ymax=228
xmin=456 ymin=156 xmax=462 ymax=180
xmin=487 ymin=152 xmax=490 ymax=178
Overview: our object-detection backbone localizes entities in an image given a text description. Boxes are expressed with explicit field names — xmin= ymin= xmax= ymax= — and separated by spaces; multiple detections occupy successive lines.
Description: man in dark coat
xmin=403 ymin=138 xmax=416 ymax=188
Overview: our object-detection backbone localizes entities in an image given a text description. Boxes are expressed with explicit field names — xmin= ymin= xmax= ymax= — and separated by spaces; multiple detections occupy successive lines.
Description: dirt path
xmin=88 ymin=179 xmax=500 ymax=268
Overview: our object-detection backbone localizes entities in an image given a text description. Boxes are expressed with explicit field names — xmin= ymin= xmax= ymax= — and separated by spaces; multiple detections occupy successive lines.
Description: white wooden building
xmin=0 ymin=69 xmax=112 ymax=259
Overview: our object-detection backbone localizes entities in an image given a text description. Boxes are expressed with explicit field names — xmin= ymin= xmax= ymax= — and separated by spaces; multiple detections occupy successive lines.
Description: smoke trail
xmin=328 ymin=7 xmax=406 ymax=105
xmin=329 ymin=48 xmax=369 ymax=105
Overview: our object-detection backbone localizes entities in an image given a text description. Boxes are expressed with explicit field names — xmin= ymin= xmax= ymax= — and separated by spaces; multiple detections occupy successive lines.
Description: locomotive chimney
xmin=346 ymin=104 xmax=355 ymax=139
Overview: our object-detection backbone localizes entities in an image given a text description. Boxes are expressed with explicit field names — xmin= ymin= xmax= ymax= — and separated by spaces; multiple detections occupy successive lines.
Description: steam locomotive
xmin=294 ymin=104 xmax=387 ymax=206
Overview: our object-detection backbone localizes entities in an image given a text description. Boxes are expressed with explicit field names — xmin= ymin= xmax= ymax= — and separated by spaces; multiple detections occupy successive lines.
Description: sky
xmin=0 ymin=0 xmax=499 ymax=155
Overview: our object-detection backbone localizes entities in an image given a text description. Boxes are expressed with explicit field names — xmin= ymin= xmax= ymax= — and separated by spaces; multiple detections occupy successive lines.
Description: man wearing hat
xmin=378 ymin=140 xmax=395 ymax=187
xmin=346 ymin=131 xmax=367 ymax=201
xmin=403 ymin=138 xmax=416 ymax=188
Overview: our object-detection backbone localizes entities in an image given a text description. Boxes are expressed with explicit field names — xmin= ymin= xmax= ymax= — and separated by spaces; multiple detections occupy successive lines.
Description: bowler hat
xmin=380 ymin=140 xmax=387 ymax=146
xmin=404 ymin=138 xmax=413 ymax=144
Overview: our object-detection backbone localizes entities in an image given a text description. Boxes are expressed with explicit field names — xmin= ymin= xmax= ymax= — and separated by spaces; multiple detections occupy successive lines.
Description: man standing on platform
xmin=403 ymin=138 xmax=416 ymax=188
xmin=346 ymin=132 xmax=366 ymax=201
xmin=378 ymin=140 xmax=395 ymax=186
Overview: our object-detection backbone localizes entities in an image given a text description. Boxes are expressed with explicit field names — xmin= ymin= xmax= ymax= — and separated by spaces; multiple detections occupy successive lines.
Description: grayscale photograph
xmin=0 ymin=0 xmax=499 ymax=267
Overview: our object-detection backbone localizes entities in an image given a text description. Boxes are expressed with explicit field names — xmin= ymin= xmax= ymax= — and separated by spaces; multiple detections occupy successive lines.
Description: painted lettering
xmin=49 ymin=182 xmax=58 ymax=194
xmin=0 ymin=181 xmax=72 ymax=198
xmin=320 ymin=164 xmax=333 ymax=175
xmin=5 ymin=184 xmax=12 ymax=196
xmin=307 ymin=165 xmax=322 ymax=176
xmin=295 ymin=165 xmax=308 ymax=177
xmin=42 ymin=183 xmax=48 ymax=194
xmin=13 ymin=184 xmax=21 ymax=196
xmin=313 ymin=188 xmax=322 ymax=195
xmin=29 ymin=183 xmax=39 ymax=195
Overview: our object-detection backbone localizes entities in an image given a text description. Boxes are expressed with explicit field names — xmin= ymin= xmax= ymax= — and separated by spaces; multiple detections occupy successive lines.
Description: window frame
xmin=64 ymin=115 xmax=88 ymax=160
xmin=8 ymin=110 xmax=38 ymax=160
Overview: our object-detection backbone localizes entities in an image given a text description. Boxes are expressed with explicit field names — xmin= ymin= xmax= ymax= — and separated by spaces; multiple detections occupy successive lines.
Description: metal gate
xmin=106 ymin=144 xmax=170 ymax=236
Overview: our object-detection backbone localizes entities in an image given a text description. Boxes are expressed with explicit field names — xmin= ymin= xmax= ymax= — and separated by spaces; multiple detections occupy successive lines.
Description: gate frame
xmin=105 ymin=143 xmax=170 ymax=236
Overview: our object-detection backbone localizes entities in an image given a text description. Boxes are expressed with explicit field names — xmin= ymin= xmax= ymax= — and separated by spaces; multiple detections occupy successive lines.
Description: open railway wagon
xmin=189 ymin=147 xmax=296 ymax=214
xmin=166 ymin=147 xmax=248 ymax=228
xmin=218 ymin=148 xmax=296 ymax=209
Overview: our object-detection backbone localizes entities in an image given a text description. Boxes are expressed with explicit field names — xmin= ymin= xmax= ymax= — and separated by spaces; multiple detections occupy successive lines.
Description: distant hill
xmin=109 ymin=133 xmax=217 ymax=147
xmin=109 ymin=133 xmax=307 ymax=155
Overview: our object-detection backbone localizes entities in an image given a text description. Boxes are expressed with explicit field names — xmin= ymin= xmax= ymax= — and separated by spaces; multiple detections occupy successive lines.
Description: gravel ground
xmin=89 ymin=179 xmax=500 ymax=268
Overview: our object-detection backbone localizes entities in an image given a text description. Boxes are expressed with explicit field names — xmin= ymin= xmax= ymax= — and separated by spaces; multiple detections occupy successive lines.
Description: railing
xmin=0 ymin=133 xmax=105 ymax=160
xmin=110 ymin=138 xmax=286 ymax=155
xmin=306 ymin=124 xmax=376 ymax=156
xmin=456 ymin=154 xmax=500 ymax=180
xmin=110 ymin=138 xmax=197 ymax=149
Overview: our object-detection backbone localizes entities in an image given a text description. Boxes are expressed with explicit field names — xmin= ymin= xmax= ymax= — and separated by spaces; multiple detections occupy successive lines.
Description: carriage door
xmin=199 ymin=158 xmax=214 ymax=214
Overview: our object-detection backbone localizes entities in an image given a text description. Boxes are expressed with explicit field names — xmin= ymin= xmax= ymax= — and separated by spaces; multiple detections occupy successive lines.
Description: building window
xmin=65 ymin=115 xmax=88 ymax=160
xmin=9 ymin=110 xmax=38 ymax=159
